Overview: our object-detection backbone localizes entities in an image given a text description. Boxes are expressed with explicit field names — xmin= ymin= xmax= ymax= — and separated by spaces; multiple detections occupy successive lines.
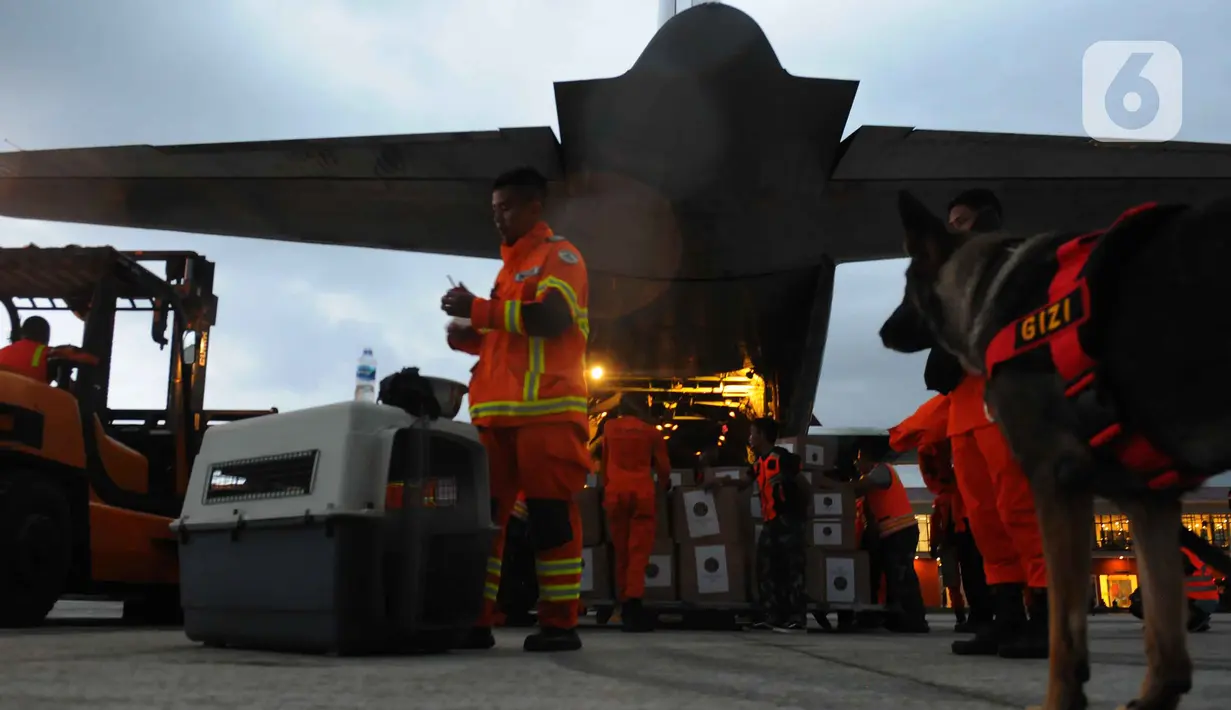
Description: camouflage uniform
xmin=757 ymin=517 xmax=807 ymax=625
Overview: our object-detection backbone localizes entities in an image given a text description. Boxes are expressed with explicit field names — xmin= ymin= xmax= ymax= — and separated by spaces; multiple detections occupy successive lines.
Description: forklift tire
xmin=123 ymin=587 xmax=184 ymax=626
xmin=0 ymin=471 xmax=73 ymax=628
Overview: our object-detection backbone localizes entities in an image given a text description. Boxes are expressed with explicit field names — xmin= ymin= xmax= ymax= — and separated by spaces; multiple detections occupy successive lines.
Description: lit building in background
xmin=906 ymin=487 xmax=1230 ymax=609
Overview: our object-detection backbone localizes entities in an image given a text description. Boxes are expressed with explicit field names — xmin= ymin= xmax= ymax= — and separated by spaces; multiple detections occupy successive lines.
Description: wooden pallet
xmin=582 ymin=599 xmax=886 ymax=628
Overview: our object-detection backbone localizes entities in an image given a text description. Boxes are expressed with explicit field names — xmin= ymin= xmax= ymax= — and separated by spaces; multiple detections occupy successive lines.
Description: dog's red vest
xmin=984 ymin=203 xmax=1206 ymax=492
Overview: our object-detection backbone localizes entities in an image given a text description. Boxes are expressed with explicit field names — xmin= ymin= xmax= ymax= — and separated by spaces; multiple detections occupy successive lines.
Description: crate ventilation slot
xmin=204 ymin=450 xmax=320 ymax=503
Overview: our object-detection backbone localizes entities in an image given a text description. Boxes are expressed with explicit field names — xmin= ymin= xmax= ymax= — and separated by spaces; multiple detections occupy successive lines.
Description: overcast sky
xmin=1 ymin=0 xmax=1229 ymax=486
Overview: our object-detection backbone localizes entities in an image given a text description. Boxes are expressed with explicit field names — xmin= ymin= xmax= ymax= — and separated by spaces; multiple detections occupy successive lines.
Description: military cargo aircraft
xmin=1 ymin=2 xmax=1229 ymax=459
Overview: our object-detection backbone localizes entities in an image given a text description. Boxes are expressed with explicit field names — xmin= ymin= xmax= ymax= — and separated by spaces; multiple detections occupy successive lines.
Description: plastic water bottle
xmin=354 ymin=348 xmax=377 ymax=402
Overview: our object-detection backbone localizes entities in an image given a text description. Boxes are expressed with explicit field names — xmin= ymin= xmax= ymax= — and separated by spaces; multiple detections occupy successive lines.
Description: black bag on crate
xmin=379 ymin=367 xmax=444 ymax=419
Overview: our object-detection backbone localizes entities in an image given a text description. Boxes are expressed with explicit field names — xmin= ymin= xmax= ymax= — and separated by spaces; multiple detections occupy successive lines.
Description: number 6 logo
xmin=1082 ymin=41 xmax=1183 ymax=143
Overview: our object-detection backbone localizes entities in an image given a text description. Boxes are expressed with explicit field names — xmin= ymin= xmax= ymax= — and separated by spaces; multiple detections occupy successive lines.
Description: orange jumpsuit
xmin=0 ymin=339 xmax=49 ymax=381
xmin=600 ymin=415 xmax=671 ymax=601
xmin=448 ymin=221 xmax=592 ymax=631
xmin=947 ymin=375 xmax=1046 ymax=588
xmin=889 ymin=393 xmax=965 ymax=535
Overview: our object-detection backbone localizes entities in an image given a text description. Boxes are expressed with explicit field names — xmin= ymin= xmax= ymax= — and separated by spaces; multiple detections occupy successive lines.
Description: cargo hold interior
xmin=587 ymin=368 xmax=781 ymax=470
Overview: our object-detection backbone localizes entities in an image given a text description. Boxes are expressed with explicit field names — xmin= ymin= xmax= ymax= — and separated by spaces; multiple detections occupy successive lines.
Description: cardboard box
xmin=669 ymin=470 xmax=691 ymax=488
xmin=671 ymin=485 xmax=746 ymax=543
xmin=808 ymin=517 xmax=859 ymax=550
xmin=805 ymin=549 xmax=871 ymax=606
xmin=704 ymin=467 xmax=744 ymax=485
xmin=580 ymin=545 xmax=612 ymax=602
xmin=801 ymin=468 xmax=843 ymax=489
xmin=780 ymin=440 xmax=834 ymax=470
xmin=576 ymin=487 xmax=605 ymax=546
xmin=679 ymin=543 xmax=748 ymax=604
xmin=810 ymin=487 xmax=854 ymax=518
xmin=644 ymin=539 xmax=677 ymax=602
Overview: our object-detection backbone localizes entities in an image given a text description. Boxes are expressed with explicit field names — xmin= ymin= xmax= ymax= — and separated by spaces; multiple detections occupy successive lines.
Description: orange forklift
xmin=0 ymin=246 xmax=275 ymax=626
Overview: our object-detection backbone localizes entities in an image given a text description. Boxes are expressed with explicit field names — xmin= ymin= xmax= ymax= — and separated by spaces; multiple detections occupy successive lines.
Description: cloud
xmin=2 ymin=0 xmax=1229 ymax=467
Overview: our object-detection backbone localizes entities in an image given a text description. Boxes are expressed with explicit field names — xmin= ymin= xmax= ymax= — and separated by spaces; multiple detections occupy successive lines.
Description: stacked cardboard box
xmin=800 ymin=471 xmax=873 ymax=607
xmin=576 ymin=487 xmax=612 ymax=603
xmin=574 ymin=481 xmax=750 ymax=606
xmin=573 ymin=456 xmax=873 ymax=609
xmin=645 ymin=488 xmax=676 ymax=602
xmin=672 ymin=485 xmax=750 ymax=604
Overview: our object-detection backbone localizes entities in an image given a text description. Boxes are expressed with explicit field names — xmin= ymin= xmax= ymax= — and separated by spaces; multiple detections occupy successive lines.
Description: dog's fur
xmin=879 ymin=190 xmax=1231 ymax=710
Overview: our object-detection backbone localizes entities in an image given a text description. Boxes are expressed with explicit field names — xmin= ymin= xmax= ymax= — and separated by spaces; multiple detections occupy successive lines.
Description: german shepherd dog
xmin=879 ymin=190 xmax=1231 ymax=710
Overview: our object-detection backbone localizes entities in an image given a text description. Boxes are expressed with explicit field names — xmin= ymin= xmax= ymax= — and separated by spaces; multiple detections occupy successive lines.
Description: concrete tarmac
xmin=0 ymin=602 xmax=1224 ymax=709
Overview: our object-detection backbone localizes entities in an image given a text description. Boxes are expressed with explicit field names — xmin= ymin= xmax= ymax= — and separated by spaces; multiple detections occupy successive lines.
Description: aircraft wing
xmin=821 ymin=126 xmax=1231 ymax=263
xmin=0 ymin=127 xmax=563 ymax=260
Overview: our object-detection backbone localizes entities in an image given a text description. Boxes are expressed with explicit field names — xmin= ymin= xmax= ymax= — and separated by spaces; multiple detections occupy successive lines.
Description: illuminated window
xmin=1093 ymin=514 xmax=1132 ymax=551
xmin=1182 ymin=514 xmax=1231 ymax=550
xmin=916 ymin=514 xmax=931 ymax=554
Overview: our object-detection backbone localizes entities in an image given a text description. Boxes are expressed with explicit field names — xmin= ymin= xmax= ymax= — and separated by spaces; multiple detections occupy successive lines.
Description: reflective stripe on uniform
xmin=1186 ymin=574 xmax=1219 ymax=594
xmin=536 ymin=276 xmax=590 ymax=338
xmin=878 ymin=513 xmax=918 ymax=537
xmin=31 ymin=344 xmax=45 ymax=367
xmin=483 ymin=555 xmax=503 ymax=601
xmin=539 ymin=583 xmax=582 ymax=602
xmin=535 ymin=557 xmax=583 ymax=576
xmin=523 ymin=336 xmax=545 ymax=400
xmin=502 ymin=300 xmax=525 ymax=334
xmin=511 ymin=499 xmax=529 ymax=520
xmin=469 ymin=396 xmax=589 ymax=420
xmin=536 ymin=556 xmax=584 ymax=603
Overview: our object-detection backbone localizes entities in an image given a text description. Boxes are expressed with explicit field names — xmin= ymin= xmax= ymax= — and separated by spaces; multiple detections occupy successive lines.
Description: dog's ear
xmin=898 ymin=190 xmax=954 ymax=269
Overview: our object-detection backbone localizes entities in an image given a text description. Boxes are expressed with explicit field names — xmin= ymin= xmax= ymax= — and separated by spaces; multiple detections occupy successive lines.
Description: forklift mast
xmin=71 ymin=250 xmax=219 ymax=498
xmin=0 ymin=246 xmax=239 ymax=502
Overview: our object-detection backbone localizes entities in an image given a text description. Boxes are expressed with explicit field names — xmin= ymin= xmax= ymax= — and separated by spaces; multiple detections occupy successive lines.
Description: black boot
xmin=952 ymin=583 xmax=1026 ymax=656
xmin=621 ymin=599 xmax=654 ymax=633
xmin=524 ymin=626 xmax=583 ymax=652
xmin=456 ymin=626 xmax=496 ymax=650
xmin=998 ymin=587 xmax=1049 ymax=659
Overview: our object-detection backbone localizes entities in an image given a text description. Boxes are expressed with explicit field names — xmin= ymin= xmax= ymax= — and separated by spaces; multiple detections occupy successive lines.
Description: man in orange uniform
xmin=0 ymin=316 xmax=96 ymax=382
xmin=0 ymin=317 xmax=52 ymax=380
xmin=890 ymin=394 xmax=992 ymax=633
xmin=932 ymin=189 xmax=1048 ymax=659
xmin=1129 ymin=547 xmax=1221 ymax=632
xmin=1183 ymin=547 xmax=1220 ymax=632
xmin=594 ymin=399 xmax=671 ymax=632
xmin=851 ymin=443 xmax=929 ymax=633
xmin=442 ymin=166 xmax=592 ymax=653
